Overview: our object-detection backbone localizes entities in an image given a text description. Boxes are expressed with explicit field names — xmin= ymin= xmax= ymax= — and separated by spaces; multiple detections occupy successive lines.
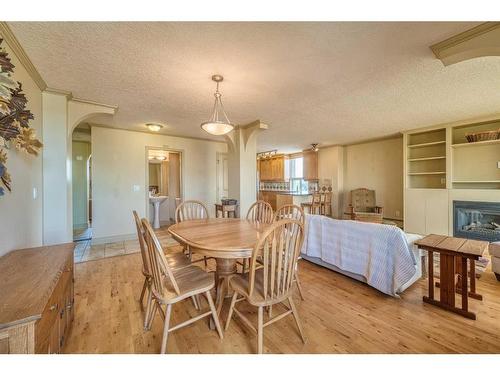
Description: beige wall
xmin=0 ymin=38 xmax=43 ymax=256
xmin=343 ymin=137 xmax=404 ymax=221
xmin=91 ymin=127 xmax=227 ymax=242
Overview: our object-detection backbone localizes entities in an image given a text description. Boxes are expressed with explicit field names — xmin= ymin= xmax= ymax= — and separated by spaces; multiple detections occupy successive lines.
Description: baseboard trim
xmin=91 ymin=233 xmax=136 ymax=245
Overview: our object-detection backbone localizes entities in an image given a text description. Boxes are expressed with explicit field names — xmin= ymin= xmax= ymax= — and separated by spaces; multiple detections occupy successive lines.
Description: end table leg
xmin=469 ymin=259 xmax=476 ymax=294
xmin=461 ymin=257 xmax=468 ymax=312
xmin=428 ymin=250 xmax=434 ymax=300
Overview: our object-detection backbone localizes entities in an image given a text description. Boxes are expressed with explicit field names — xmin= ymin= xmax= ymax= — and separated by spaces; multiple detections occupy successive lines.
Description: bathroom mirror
xmin=148 ymin=150 xmax=169 ymax=196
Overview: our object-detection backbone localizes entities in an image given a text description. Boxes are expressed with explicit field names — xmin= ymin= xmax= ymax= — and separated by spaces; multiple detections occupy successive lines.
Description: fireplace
xmin=453 ymin=201 xmax=500 ymax=242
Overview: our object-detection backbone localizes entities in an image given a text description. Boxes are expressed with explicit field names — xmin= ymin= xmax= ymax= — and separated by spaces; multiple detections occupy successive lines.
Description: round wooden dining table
xmin=168 ymin=218 xmax=271 ymax=327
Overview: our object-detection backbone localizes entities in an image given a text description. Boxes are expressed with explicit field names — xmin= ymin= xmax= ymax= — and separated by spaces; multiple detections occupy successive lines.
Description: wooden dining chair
xmin=141 ymin=219 xmax=223 ymax=354
xmin=175 ymin=200 xmax=212 ymax=268
xmin=246 ymin=200 xmax=274 ymax=224
xmin=301 ymin=192 xmax=321 ymax=215
xmin=225 ymin=219 xmax=306 ymax=354
xmin=274 ymin=205 xmax=305 ymax=301
xmin=321 ymin=190 xmax=333 ymax=216
xmin=133 ymin=211 xmax=194 ymax=329
xmin=241 ymin=200 xmax=274 ymax=273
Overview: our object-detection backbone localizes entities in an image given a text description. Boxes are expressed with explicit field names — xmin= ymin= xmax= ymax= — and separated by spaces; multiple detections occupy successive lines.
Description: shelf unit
xmin=406 ymin=128 xmax=447 ymax=189
xmin=451 ymin=120 xmax=500 ymax=189
xmin=403 ymin=116 xmax=500 ymax=237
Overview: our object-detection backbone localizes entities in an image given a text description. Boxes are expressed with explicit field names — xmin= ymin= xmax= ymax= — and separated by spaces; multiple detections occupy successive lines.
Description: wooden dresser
xmin=0 ymin=243 xmax=75 ymax=354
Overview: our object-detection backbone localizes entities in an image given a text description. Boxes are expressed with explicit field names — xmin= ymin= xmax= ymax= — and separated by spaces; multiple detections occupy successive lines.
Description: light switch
xmin=497 ymin=161 xmax=500 ymax=169
xmin=76 ymin=155 xmax=83 ymax=161
xmin=32 ymin=187 xmax=37 ymax=200
xmin=132 ymin=185 xmax=141 ymax=192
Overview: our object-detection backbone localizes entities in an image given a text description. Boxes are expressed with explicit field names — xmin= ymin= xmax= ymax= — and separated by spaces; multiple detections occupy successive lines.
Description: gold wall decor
xmin=0 ymin=38 xmax=42 ymax=197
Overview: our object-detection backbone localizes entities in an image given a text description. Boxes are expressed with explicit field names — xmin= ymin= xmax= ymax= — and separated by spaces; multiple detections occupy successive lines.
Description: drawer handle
xmin=49 ymin=303 xmax=58 ymax=311
xmin=66 ymin=303 xmax=72 ymax=310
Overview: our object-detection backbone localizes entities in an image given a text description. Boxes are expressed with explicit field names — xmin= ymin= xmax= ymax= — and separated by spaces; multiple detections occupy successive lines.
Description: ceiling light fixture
xmin=146 ymin=123 xmax=163 ymax=132
xmin=201 ymin=75 xmax=234 ymax=136
xmin=311 ymin=143 xmax=319 ymax=152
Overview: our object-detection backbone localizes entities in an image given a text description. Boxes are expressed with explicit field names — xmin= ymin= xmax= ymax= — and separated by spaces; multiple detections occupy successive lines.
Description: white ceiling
xmin=9 ymin=22 xmax=500 ymax=152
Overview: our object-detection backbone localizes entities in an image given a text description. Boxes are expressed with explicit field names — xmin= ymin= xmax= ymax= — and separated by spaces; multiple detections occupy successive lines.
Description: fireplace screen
xmin=453 ymin=200 xmax=500 ymax=242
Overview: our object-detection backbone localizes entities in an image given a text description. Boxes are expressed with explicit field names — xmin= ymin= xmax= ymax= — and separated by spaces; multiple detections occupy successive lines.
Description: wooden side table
xmin=415 ymin=234 xmax=488 ymax=320
xmin=215 ymin=203 xmax=239 ymax=218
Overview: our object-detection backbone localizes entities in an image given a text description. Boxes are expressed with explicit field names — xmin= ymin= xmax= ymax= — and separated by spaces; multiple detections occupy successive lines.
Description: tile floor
xmin=74 ymin=225 xmax=179 ymax=263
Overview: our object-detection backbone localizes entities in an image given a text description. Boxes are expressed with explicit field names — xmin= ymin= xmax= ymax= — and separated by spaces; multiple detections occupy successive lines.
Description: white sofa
xmin=489 ymin=242 xmax=500 ymax=281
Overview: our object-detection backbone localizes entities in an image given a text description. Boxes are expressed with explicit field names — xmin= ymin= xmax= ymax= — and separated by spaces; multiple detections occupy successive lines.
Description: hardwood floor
xmin=64 ymin=242 xmax=500 ymax=353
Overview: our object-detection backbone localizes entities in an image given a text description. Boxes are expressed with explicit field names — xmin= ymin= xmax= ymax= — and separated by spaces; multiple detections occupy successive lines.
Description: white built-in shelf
xmin=453 ymin=180 xmax=500 ymax=184
xmin=407 ymin=156 xmax=446 ymax=162
xmin=407 ymin=141 xmax=446 ymax=149
xmin=452 ymin=139 xmax=500 ymax=148
xmin=408 ymin=172 xmax=446 ymax=176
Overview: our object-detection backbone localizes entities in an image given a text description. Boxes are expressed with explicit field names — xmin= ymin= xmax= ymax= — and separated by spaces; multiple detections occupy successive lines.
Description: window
xmin=289 ymin=157 xmax=303 ymax=178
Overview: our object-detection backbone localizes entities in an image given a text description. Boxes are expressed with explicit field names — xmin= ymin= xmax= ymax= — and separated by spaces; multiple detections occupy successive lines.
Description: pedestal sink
xmin=149 ymin=196 xmax=167 ymax=229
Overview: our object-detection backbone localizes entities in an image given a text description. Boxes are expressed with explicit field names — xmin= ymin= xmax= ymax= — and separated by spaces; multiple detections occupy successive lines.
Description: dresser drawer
xmin=35 ymin=256 xmax=74 ymax=353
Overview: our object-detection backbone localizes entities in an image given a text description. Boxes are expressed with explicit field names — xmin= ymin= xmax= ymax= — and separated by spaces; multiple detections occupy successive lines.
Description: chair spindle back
xmin=133 ymin=210 xmax=151 ymax=276
xmin=248 ymin=219 xmax=304 ymax=303
xmin=274 ymin=204 xmax=305 ymax=226
xmin=175 ymin=200 xmax=209 ymax=223
xmin=246 ymin=200 xmax=274 ymax=224
xmin=141 ymin=218 xmax=181 ymax=297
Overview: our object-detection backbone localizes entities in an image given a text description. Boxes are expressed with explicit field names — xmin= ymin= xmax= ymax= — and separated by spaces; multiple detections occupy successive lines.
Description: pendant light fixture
xmin=201 ymin=75 xmax=234 ymax=136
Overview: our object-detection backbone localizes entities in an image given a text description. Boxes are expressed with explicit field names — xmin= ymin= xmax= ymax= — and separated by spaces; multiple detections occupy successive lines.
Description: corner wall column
xmin=42 ymin=92 xmax=116 ymax=245
xmin=226 ymin=121 xmax=268 ymax=216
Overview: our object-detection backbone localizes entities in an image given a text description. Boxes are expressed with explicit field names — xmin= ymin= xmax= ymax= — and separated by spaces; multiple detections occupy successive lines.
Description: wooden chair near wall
xmin=175 ymin=200 xmax=212 ymax=268
xmin=320 ymin=188 xmax=333 ymax=216
xmin=274 ymin=205 xmax=306 ymax=303
xmin=347 ymin=188 xmax=383 ymax=223
xmin=241 ymin=200 xmax=274 ymax=273
xmin=225 ymin=219 xmax=306 ymax=354
xmin=301 ymin=191 xmax=321 ymax=215
xmin=141 ymin=219 xmax=223 ymax=353
xmin=132 ymin=211 xmax=194 ymax=329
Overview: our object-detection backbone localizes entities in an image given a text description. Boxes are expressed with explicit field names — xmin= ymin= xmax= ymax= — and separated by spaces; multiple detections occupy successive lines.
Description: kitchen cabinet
xmin=259 ymin=155 xmax=289 ymax=181
xmin=302 ymin=150 xmax=318 ymax=180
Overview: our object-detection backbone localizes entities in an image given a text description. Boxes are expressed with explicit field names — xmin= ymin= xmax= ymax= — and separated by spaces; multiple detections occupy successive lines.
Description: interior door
xmin=217 ymin=153 xmax=229 ymax=201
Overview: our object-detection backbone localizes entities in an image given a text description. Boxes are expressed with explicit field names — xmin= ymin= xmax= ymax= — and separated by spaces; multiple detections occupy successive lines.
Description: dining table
xmin=167 ymin=217 xmax=271 ymax=327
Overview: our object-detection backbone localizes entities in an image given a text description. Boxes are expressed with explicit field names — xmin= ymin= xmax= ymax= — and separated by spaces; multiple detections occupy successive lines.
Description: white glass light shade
xmin=200 ymin=121 xmax=234 ymax=136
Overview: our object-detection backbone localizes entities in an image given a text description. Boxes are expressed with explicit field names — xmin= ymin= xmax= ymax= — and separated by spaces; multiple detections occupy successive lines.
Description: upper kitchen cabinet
xmin=302 ymin=150 xmax=318 ymax=180
xmin=259 ymin=155 xmax=289 ymax=181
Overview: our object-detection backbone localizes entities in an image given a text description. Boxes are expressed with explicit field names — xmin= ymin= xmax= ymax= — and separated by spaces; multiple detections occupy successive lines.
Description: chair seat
xmin=165 ymin=251 xmax=191 ymax=270
xmin=230 ymin=268 xmax=286 ymax=306
xmin=160 ymin=265 xmax=215 ymax=304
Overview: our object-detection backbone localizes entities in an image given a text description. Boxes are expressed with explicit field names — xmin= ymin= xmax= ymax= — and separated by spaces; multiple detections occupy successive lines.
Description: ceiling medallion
xmin=201 ymin=75 xmax=234 ymax=136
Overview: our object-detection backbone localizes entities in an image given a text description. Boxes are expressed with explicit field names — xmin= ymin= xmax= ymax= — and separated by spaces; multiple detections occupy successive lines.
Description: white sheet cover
xmin=301 ymin=214 xmax=418 ymax=296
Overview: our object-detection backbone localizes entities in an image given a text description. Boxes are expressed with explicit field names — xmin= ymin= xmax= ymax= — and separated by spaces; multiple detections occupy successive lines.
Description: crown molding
xmin=44 ymin=87 xmax=73 ymax=98
xmin=70 ymin=97 xmax=118 ymax=110
xmin=0 ymin=22 xmax=47 ymax=91
xmin=430 ymin=22 xmax=500 ymax=66
xmin=89 ymin=123 xmax=227 ymax=144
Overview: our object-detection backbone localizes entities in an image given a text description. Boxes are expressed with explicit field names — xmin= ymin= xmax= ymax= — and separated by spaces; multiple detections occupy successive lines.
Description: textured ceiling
xmin=9 ymin=22 xmax=500 ymax=152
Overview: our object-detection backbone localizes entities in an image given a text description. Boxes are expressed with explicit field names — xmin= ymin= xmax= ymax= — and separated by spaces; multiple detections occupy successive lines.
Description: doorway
xmin=146 ymin=148 xmax=183 ymax=228
xmin=72 ymin=123 xmax=92 ymax=242
xmin=216 ymin=152 xmax=229 ymax=203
